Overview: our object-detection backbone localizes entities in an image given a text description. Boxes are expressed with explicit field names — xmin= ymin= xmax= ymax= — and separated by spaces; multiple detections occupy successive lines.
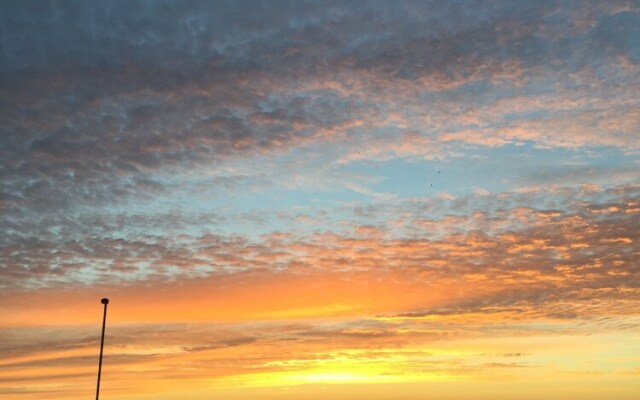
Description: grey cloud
xmin=0 ymin=0 xmax=554 ymax=73
xmin=0 ymin=325 xmax=99 ymax=359
xmin=2 ymin=1 xmax=636 ymax=207
xmin=518 ymin=164 xmax=640 ymax=187
xmin=589 ymin=10 xmax=640 ymax=62
xmin=0 ymin=354 xmax=153 ymax=370
xmin=0 ymin=372 xmax=90 ymax=384
xmin=1 ymin=1 xmax=638 ymax=292
xmin=2 ymin=184 xmax=638 ymax=290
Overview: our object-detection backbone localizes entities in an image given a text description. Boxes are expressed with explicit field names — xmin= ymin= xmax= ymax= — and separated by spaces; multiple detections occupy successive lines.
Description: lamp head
xmin=101 ymin=298 xmax=109 ymax=305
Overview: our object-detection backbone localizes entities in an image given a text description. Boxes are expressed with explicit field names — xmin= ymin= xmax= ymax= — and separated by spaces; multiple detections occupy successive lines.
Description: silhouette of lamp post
xmin=96 ymin=298 xmax=109 ymax=400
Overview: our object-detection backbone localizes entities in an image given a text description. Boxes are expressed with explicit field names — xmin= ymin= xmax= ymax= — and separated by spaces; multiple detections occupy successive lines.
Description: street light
xmin=96 ymin=298 xmax=109 ymax=400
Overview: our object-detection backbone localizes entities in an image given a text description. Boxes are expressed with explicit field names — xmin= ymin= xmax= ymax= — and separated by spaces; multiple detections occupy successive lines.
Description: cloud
xmin=2 ymin=315 xmax=638 ymax=397
xmin=2 ymin=184 xmax=638 ymax=331
xmin=1 ymin=3 xmax=638 ymax=396
xmin=1 ymin=0 xmax=638 ymax=223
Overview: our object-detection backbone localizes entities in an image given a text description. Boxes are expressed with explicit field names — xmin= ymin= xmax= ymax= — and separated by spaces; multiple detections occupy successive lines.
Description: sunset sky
xmin=1 ymin=1 xmax=639 ymax=399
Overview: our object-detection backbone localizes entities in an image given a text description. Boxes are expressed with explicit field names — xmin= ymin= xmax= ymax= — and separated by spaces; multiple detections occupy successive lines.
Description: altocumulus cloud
xmin=0 ymin=2 xmax=639 ymax=397
xmin=2 ymin=0 xmax=639 ymax=216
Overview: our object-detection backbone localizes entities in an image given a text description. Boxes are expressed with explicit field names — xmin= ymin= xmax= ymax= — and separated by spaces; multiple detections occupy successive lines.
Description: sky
xmin=0 ymin=0 xmax=639 ymax=398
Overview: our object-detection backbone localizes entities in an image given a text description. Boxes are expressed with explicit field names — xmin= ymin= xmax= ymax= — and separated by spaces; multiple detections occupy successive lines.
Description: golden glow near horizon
xmin=2 ymin=283 xmax=640 ymax=399
xmin=1 ymin=1 xmax=639 ymax=399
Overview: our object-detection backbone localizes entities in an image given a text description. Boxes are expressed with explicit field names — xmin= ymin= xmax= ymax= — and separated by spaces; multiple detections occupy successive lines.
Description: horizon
xmin=1 ymin=1 xmax=639 ymax=399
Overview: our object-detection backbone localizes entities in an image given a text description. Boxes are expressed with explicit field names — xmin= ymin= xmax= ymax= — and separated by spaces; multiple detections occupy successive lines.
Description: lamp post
xmin=96 ymin=298 xmax=109 ymax=400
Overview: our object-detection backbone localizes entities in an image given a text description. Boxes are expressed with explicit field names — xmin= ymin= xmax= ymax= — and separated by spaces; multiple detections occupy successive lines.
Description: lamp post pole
xmin=96 ymin=298 xmax=109 ymax=400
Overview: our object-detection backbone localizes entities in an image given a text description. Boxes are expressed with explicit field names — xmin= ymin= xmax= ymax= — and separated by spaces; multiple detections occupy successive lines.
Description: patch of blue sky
xmin=94 ymin=142 xmax=637 ymax=241
xmin=91 ymin=178 xmax=345 ymax=240
xmin=156 ymin=186 xmax=353 ymax=238
xmin=213 ymin=189 xmax=363 ymax=235
xmin=339 ymin=143 xmax=635 ymax=201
